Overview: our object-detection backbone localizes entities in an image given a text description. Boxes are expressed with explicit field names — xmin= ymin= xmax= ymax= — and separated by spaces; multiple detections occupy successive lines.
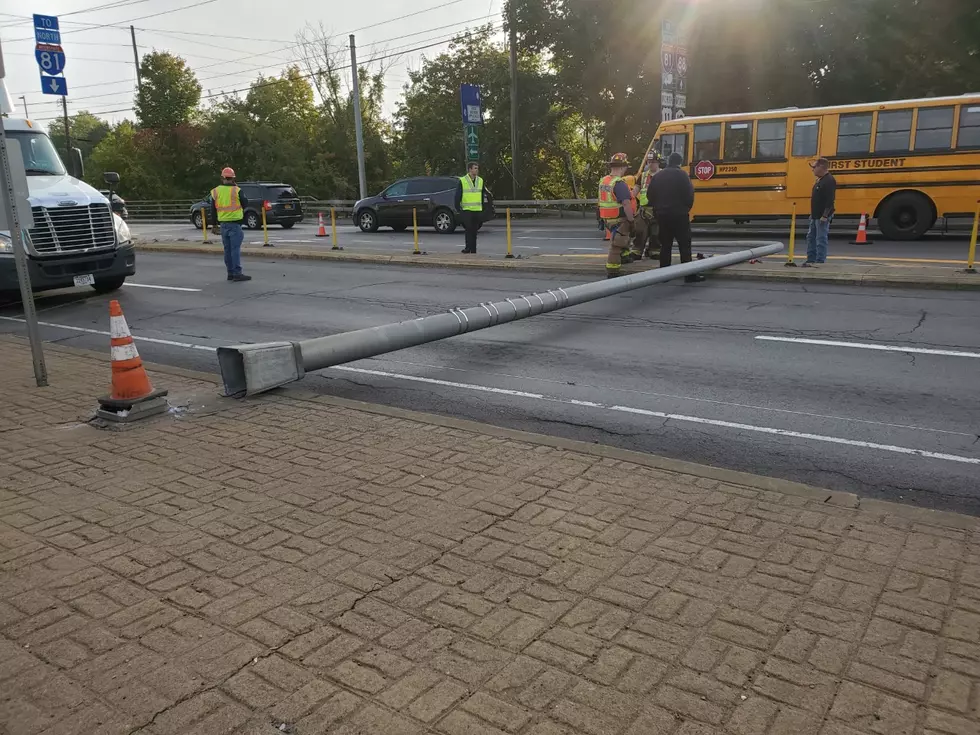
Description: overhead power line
xmin=28 ymin=28 xmax=497 ymax=123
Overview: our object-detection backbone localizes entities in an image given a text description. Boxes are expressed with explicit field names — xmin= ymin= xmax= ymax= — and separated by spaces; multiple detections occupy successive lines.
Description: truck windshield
xmin=7 ymin=131 xmax=67 ymax=176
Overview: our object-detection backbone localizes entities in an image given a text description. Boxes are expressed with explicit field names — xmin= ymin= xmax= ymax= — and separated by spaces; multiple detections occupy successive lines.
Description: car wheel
xmin=280 ymin=222 xmax=295 ymax=229
xmin=358 ymin=209 xmax=379 ymax=233
xmin=433 ymin=209 xmax=456 ymax=234
xmin=192 ymin=212 xmax=203 ymax=229
xmin=91 ymin=276 xmax=126 ymax=294
xmin=245 ymin=211 xmax=261 ymax=230
xmin=878 ymin=192 xmax=934 ymax=241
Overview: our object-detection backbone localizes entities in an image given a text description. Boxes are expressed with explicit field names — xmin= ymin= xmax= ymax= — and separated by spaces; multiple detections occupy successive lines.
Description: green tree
xmin=89 ymin=122 xmax=170 ymax=198
xmin=47 ymin=111 xmax=110 ymax=184
xmin=395 ymin=26 xmax=561 ymax=199
xmin=135 ymin=52 xmax=202 ymax=129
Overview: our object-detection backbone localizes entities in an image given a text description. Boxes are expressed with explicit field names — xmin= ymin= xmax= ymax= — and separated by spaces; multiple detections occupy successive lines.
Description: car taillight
xmin=264 ymin=200 xmax=272 ymax=210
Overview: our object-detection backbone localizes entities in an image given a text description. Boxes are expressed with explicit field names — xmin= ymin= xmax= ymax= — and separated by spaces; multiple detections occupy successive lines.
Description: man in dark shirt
xmin=804 ymin=158 xmax=836 ymax=266
xmin=647 ymin=152 xmax=703 ymax=282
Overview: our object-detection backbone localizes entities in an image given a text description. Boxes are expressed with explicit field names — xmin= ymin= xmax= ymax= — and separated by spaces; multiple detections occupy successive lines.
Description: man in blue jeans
xmin=209 ymin=167 xmax=252 ymax=281
xmin=804 ymin=157 xmax=836 ymax=267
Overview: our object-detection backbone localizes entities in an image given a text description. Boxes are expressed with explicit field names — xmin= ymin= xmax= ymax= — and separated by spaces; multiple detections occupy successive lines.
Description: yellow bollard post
xmin=966 ymin=200 xmax=979 ymax=274
xmin=412 ymin=208 xmax=422 ymax=255
xmin=261 ymin=203 xmax=271 ymax=247
xmin=330 ymin=208 xmax=341 ymax=250
xmin=785 ymin=202 xmax=797 ymax=267
xmin=202 ymin=208 xmax=210 ymax=244
xmin=505 ymin=207 xmax=514 ymax=258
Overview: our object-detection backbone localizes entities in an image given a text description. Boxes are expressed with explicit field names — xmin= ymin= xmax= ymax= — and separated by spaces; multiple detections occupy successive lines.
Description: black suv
xmin=190 ymin=182 xmax=304 ymax=229
xmin=353 ymin=176 xmax=494 ymax=234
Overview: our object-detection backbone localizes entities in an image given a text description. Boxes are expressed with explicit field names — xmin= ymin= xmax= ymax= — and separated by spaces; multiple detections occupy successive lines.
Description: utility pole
xmin=349 ymin=34 xmax=367 ymax=200
xmin=0 ymin=39 xmax=47 ymax=386
xmin=130 ymin=25 xmax=142 ymax=96
xmin=61 ymin=96 xmax=72 ymax=161
xmin=18 ymin=95 xmax=28 ymax=118
xmin=508 ymin=1 xmax=519 ymax=199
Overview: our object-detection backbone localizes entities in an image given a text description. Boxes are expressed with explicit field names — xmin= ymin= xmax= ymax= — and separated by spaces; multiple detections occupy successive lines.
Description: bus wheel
xmin=878 ymin=192 xmax=934 ymax=241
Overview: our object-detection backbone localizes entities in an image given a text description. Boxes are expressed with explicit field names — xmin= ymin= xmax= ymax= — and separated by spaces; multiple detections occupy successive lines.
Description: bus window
xmin=694 ymin=123 xmax=721 ymax=161
xmin=957 ymin=105 xmax=980 ymax=149
xmin=874 ymin=109 xmax=912 ymax=153
xmin=756 ymin=119 xmax=787 ymax=160
xmin=914 ymin=107 xmax=954 ymax=150
xmin=724 ymin=122 xmax=753 ymax=161
xmin=791 ymin=120 xmax=819 ymax=157
xmin=659 ymin=133 xmax=688 ymax=163
xmin=837 ymin=113 xmax=873 ymax=154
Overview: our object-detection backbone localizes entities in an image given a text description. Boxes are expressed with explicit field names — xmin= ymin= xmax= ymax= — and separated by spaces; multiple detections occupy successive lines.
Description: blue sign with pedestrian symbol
xmin=40 ymin=75 xmax=68 ymax=96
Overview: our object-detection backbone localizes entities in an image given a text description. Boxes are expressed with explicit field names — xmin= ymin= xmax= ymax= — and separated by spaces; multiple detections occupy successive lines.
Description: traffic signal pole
xmin=216 ymin=243 xmax=784 ymax=397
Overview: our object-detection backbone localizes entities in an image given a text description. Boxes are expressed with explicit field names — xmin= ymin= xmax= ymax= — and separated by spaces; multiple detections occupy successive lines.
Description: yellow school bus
xmin=648 ymin=94 xmax=980 ymax=240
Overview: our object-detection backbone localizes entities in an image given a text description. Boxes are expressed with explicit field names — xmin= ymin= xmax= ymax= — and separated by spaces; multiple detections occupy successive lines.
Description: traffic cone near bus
xmin=850 ymin=213 xmax=873 ymax=244
xmin=96 ymin=300 xmax=168 ymax=423
xmin=316 ymin=212 xmax=328 ymax=237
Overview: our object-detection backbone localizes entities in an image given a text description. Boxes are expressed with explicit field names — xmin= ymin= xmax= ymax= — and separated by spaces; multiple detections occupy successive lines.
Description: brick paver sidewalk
xmin=1 ymin=337 xmax=978 ymax=735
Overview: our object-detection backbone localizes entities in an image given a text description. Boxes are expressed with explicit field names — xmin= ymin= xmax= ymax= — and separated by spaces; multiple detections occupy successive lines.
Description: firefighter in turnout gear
xmin=598 ymin=153 xmax=635 ymax=278
xmin=633 ymin=152 xmax=663 ymax=259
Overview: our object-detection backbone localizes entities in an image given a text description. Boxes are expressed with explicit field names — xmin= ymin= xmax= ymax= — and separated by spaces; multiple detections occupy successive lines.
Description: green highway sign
xmin=465 ymin=124 xmax=479 ymax=161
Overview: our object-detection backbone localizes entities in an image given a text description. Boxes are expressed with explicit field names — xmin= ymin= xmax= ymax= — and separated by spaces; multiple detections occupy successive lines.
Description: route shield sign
xmin=35 ymin=44 xmax=65 ymax=76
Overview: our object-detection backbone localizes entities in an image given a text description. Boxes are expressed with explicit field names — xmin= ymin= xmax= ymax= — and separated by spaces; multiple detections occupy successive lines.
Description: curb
xmin=135 ymin=242 xmax=980 ymax=290
xmin=7 ymin=335 xmax=977 ymax=530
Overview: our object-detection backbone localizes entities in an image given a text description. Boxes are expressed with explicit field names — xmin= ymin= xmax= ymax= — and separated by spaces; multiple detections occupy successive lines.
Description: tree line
xmin=52 ymin=0 xmax=979 ymax=201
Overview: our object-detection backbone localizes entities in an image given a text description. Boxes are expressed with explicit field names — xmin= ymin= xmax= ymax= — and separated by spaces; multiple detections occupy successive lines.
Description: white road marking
xmin=568 ymin=247 xmax=606 ymax=252
xmin=330 ymin=365 xmax=980 ymax=467
xmin=372 ymin=357 xmax=973 ymax=438
xmin=124 ymin=283 xmax=202 ymax=292
xmin=0 ymin=316 xmax=216 ymax=352
xmin=1 ymin=317 xmax=975 ymax=465
xmin=756 ymin=335 xmax=980 ymax=359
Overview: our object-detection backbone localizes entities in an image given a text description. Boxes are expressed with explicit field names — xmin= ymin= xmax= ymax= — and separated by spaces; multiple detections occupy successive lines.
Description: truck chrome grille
xmin=29 ymin=204 xmax=115 ymax=254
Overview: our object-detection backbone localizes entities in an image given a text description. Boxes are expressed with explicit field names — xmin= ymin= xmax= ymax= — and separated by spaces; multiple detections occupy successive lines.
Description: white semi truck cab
xmin=1 ymin=116 xmax=135 ymax=295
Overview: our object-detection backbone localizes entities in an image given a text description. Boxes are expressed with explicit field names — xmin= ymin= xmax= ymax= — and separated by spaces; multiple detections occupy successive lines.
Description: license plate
xmin=73 ymin=274 xmax=95 ymax=287
xmin=284 ymin=204 xmax=293 ymax=210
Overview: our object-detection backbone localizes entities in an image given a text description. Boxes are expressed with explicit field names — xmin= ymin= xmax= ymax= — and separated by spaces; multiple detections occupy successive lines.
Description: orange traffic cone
xmin=97 ymin=300 xmax=168 ymax=422
xmin=850 ymin=213 xmax=873 ymax=244
xmin=604 ymin=228 xmax=612 ymax=241
xmin=316 ymin=212 xmax=328 ymax=237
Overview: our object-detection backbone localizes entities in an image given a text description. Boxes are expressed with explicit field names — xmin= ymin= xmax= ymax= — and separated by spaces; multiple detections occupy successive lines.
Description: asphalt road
xmin=130 ymin=220 xmax=975 ymax=263
xmin=3 ymin=252 xmax=978 ymax=516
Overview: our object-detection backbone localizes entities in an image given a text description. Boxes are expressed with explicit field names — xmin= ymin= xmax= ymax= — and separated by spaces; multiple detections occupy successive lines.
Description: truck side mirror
xmin=103 ymin=171 xmax=120 ymax=193
xmin=70 ymin=148 xmax=84 ymax=180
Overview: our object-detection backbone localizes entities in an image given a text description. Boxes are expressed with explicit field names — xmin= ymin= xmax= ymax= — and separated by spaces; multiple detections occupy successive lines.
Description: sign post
xmin=460 ymin=84 xmax=482 ymax=164
xmin=0 ymin=39 xmax=48 ymax=386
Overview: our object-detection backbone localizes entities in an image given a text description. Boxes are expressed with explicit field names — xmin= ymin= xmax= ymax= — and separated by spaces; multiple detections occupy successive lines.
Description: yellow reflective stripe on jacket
xmin=638 ymin=171 xmax=651 ymax=206
xmin=598 ymin=175 xmax=623 ymax=220
xmin=211 ymin=185 xmax=243 ymax=222
xmin=459 ymin=175 xmax=484 ymax=211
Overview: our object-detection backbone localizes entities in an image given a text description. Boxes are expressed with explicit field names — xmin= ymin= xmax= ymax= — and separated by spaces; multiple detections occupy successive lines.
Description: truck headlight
xmin=0 ymin=234 xmax=12 ymax=254
xmin=113 ymin=213 xmax=131 ymax=244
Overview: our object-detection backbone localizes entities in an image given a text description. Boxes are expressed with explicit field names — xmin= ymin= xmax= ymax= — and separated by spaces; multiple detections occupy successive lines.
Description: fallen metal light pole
xmin=217 ymin=242 xmax=784 ymax=397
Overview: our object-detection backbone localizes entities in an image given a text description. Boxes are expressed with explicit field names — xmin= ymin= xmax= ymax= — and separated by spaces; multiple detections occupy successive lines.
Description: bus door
xmin=787 ymin=119 xmax=821 ymax=200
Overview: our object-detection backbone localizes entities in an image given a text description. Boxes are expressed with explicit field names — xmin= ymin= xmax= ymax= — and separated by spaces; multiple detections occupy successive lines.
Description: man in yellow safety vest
xmin=597 ymin=152 xmax=635 ymax=278
xmin=633 ymin=152 xmax=662 ymax=259
xmin=455 ymin=162 xmax=486 ymax=254
xmin=209 ymin=166 xmax=251 ymax=281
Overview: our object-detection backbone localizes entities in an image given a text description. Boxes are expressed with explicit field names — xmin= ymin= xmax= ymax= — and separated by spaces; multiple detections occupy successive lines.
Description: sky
xmin=0 ymin=0 xmax=502 ymax=129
